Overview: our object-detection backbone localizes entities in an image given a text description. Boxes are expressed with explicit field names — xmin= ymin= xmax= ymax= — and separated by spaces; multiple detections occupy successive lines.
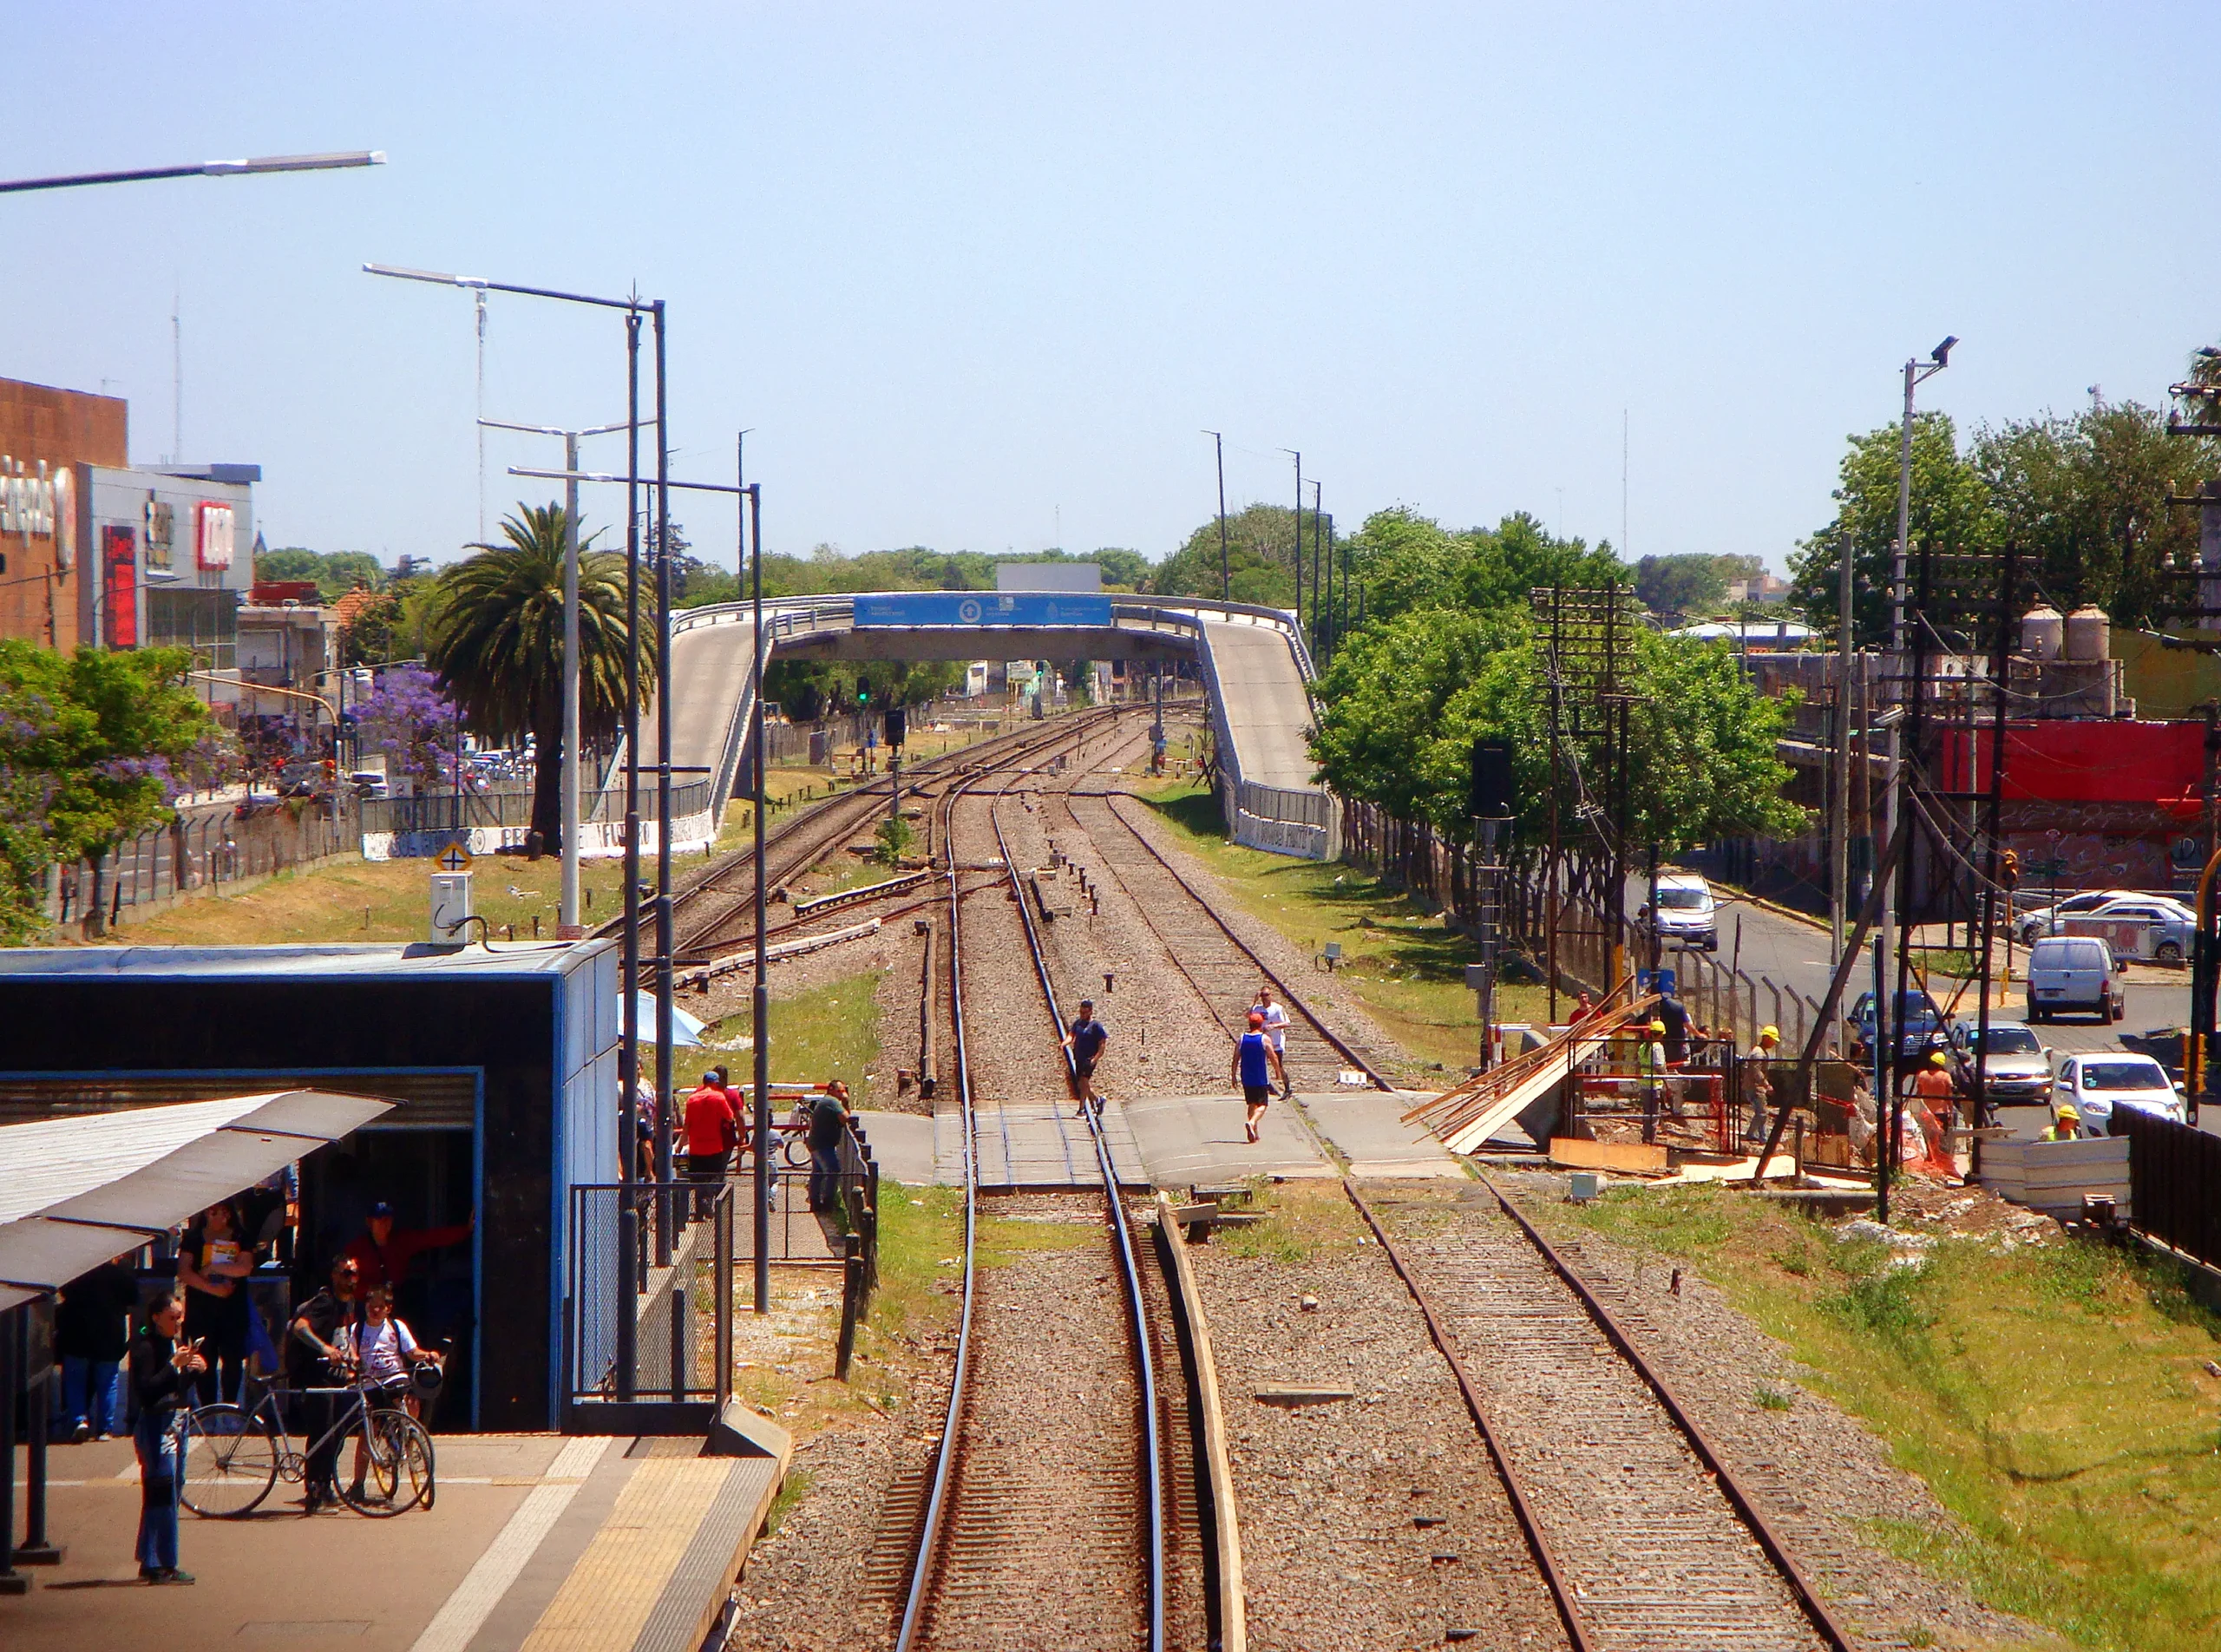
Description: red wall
xmin=1941 ymin=721 xmax=2204 ymax=813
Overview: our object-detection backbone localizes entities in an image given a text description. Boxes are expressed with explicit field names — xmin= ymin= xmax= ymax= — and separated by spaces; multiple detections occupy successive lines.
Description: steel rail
xmin=1341 ymin=1181 xmax=1596 ymax=1652
xmin=892 ymin=766 xmax=990 ymax=1652
xmin=1079 ymin=789 xmax=1396 ymax=1092
xmin=665 ymin=706 xmax=1131 ymax=954
xmin=1477 ymin=1176 xmax=1860 ymax=1652
xmin=991 ymin=780 xmax=1167 ymax=1652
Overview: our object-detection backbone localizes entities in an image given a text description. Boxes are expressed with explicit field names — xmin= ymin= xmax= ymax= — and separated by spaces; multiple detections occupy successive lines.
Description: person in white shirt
xmin=1255 ymin=987 xmax=1293 ymax=1098
xmin=343 ymin=1286 xmax=435 ymax=1500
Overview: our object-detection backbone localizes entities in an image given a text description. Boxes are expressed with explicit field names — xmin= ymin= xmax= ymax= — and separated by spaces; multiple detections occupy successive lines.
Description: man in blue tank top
xmin=1232 ymin=1009 xmax=1287 ymax=1144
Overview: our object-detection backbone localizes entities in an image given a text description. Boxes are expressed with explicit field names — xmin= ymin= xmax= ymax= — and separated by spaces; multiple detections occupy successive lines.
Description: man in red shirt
xmin=684 ymin=1070 xmax=737 ymax=1216
xmin=341 ymin=1203 xmax=473 ymax=1295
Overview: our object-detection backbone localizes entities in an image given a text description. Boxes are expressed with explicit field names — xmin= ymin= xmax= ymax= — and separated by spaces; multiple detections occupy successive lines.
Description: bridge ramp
xmin=634 ymin=615 xmax=758 ymax=804
xmin=1203 ymin=620 xmax=1314 ymax=788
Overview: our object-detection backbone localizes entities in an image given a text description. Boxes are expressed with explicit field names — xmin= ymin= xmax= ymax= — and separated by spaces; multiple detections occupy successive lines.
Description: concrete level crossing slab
xmin=854 ymin=1109 xmax=936 ymax=1185
xmin=1294 ymin=1091 xmax=1468 ymax=1177
xmin=932 ymin=1099 xmax=1149 ymax=1189
xmin=1120 ymin=1092 xmax=1336 ymax=1190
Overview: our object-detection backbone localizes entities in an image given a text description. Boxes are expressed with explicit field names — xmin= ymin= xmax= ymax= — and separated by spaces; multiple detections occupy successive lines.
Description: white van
xmin=1648 ymin=873 xmax=1718 ymax=951
xmin=2026 ymin=934 xmax=2124 ymax=1024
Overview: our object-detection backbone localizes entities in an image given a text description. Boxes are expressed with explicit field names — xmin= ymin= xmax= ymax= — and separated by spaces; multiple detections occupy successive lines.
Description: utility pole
xmin=1831 ymin=530 xmax=1853 ymax=964
xmin=1206 ymin=431 xmax=1230 ymax=602
xmin=1309 ymin=479 xmax=1323 ymax=660
xmin=1283 ymin=449 xmax=1302 ymax=629
xmin=1879 ymin=337 xmax=1955 ymax=1099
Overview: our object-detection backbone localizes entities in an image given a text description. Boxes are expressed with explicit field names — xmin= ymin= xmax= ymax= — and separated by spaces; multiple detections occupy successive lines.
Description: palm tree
xmin=429 ymin=502 xmax=655 ymax=851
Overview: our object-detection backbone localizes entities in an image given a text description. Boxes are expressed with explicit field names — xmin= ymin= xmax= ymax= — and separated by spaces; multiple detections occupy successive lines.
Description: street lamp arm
xmin=0 ymin=151 xmax=382 ymax=194
xmin=186 ymin=671 xmax=336 ymax=724
xmin=364 ymin=262 xmax=651 ymax=312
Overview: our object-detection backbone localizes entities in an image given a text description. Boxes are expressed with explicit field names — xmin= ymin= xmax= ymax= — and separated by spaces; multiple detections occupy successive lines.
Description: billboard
xmin=853 ymin=591 xmax=1112 ymax=629
xmin=103 ymin=525 xmax=137 ymax=647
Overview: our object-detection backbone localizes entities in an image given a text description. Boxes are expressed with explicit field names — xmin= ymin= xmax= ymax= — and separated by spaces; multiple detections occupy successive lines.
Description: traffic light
xmin=1467 ymin=738 xmax=1514 ymax=821
xmin=2000 ymin=849 xmax=2020 ymax=891
xmin=885 ymin=706 xmax=907 ymax=748
xmin=855 ymin=678 xmax=871 ymax=708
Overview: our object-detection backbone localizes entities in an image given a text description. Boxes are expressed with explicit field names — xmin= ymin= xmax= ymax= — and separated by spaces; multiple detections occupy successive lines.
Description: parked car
xmin=1846 ymin=988 xmax=1948 ymax=1062
xmin=1642 ymin=872 xmax=1719 ymax=951
xmin=2048 ymin=1052 xmax=2184 ymax=1131
xmin=2058 ymin=897 xmax=2196 ymax=964
xmin=2016 ymin=888 xmax=2151 ymax=944
xmin=2024 ymin=934 xmax=2125 ymax=1023
xmin=350 ymin=770 xmax=390 ymax=800
xmin=1947 ymin=1019 xmax=2053 ymax=1106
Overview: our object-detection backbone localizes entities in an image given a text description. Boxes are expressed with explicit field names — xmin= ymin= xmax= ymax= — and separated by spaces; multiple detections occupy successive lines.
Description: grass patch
xmin=1536 ymin=1183 xmax=2221 ymax=1649
xmin=976 ymin=1206 xmax=1110 ymax=1267
xmin=865 ymin=1182 xmax=964 ymax=1348
xmin=710 ymin=970 xmax=884 ymax=1109
xmin=1125 ymin=781 xmax=1551 ymax=1078
xmin=762 ymin=1468 xmax=813 ymax=1537
xmin=91 ymin=849 xmax=636 ymax=947
xmin=1217 ymin=1179 xmax=1367 ymax=1264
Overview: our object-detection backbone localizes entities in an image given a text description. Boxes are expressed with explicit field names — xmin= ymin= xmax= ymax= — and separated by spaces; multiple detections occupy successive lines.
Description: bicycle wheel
xmin=340 ymin=1411 xmax=436 ymax=1516
xmin=392 ymin=1413 xmax=436 ymax=1512
xmin=782 ymin=1131 xmax=812 ymax=1170
xmin=180 ymin=1404 xmax=279 ymax=1518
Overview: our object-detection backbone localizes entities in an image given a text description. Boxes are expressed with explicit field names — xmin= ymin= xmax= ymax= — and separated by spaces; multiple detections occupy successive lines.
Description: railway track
xmin=1062 ymin=786 xmax=1395 ymax=1092
xmin=891 ymin=755 xmax=1200 ymax=1651
xmin=1347 ymin=1177 xmax=1862 ymax=1652
xmin=639 ymin=705 xmax=1132 ymax=958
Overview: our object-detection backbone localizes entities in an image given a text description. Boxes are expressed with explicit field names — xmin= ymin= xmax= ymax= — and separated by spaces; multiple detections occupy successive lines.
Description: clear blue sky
xmin=4 ymin=3 xmax=2215 ymax=576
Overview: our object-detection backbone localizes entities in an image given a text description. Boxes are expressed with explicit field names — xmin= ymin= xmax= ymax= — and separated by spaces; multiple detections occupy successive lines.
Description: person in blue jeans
xmin=807 ymin=1080 xmax=855 ymax=1214
xmin=1232 ymin=1009 xmax=1287 ymax=1144
xmin=129 ymin=1289 xmax=206 ymax=1583
xmin=55 ymin=1258 xmax=138 ymax=1441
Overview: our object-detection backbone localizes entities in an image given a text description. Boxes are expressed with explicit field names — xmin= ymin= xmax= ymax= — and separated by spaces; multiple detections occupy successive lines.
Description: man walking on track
xmin=1065 ymin=999 xmax=1110 ymax=1116
xmin=1255 ymin=986 xmax=1293 ymax=1097
xmin=1234 ymin=1009 xmax=1287 ymax=1144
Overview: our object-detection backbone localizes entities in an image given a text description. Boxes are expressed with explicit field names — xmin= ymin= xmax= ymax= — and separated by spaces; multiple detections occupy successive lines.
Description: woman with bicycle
xmin=129 ymin=1290 xmax=206 ymax=1584
xmin=342 ymin=1286 xmax=437 ymax=1502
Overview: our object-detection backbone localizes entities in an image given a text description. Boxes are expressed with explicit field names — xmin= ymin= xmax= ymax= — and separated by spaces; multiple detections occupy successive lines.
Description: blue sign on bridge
xmin=853 ymin=592 xmax=1114 ymax=628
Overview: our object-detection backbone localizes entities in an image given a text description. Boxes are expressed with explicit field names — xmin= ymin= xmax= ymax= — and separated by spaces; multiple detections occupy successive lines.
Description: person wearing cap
xmin=2041 ymin=1103 xmax=2084 ymax=1142
xmin=341 ymin=1202 xmax=474 ymax=1297
xmin=1233 ymin=1009 xmax=1287 ymax=1144
xmin=1743 ymin=1025 xmax=1781 ymax=1144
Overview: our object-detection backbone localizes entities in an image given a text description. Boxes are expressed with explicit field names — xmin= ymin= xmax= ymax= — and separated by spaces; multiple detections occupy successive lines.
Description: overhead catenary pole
xmin=750 ymin=479 xmax=771 ymax=1313
xmin=652 ymin=302 xmax=676 ymax=1270
xmin=1831 ymin=531 xmax=1853 ymax=963
xmin=563 ymin=432 xmax=581 ymax=929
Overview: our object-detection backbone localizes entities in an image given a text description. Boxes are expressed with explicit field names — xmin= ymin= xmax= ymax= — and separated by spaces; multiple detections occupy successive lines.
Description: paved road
xmin=1204 ymin=620 xmax=1316 ymax=790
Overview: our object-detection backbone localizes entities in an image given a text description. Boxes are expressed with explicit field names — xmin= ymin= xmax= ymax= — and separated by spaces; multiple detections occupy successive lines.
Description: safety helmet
xmin=2054 ymin=1103 xmax=2080 ymax=1122
xmin=1929 ymin=1052 xmax=1949 ymax=1066
xmin=1648 ymin=1020 xmax=1667 ymax=1033
xmin=410 ymin=1360 xmax=444 ymax=1399
xmin=1759 ymin=1025 xmax=1780 ymax=1042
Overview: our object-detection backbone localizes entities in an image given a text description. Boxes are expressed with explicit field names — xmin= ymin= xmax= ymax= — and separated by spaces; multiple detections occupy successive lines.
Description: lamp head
xmin=1930 ymin=336 xmax=1957 ymax=367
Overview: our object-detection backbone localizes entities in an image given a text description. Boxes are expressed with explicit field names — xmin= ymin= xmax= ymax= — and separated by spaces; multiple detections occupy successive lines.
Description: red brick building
xmin=0 ymin=377 xmax=128 ymax=649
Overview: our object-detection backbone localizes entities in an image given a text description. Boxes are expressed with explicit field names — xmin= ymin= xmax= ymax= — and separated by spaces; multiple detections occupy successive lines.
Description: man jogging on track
xmin=1255 ymin=986 xmax=1293 ymax=1098
xmin=1234 ymin=1009 xmax=1287 ymax=1144
xmin=1064 ymin=1000 xmax=1110 ymax=1116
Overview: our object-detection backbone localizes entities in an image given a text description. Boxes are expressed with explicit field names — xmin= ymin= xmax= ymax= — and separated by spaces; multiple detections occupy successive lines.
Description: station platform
xmin=4 ymin=1430 xmax=786 ymax=1652
xmin=856 ymin=1088 xmax=1465 ymax=1193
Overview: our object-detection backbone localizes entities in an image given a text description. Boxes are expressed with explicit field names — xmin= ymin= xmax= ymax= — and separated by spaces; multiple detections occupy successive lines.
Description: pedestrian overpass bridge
xmin=631 ymin=592 xmax=1337 ymax=858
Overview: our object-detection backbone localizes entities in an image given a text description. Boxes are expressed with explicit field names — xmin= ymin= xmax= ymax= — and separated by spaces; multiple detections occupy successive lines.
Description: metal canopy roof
xmin=0 ymin=1090 xmax=394 ymax=1311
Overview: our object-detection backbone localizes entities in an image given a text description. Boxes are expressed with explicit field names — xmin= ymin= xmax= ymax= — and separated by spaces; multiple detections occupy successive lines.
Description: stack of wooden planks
xmin=1403 ymin=987 xmax=1660 ymax=1156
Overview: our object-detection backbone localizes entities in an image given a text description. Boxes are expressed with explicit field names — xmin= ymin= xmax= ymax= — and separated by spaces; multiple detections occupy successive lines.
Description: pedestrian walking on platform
xmin=130 ymin=1289 xmax=205 ymax=1583
xmin=1065 ymin=1000 xmax=1110 ymax=1116
xmin=684 ymin=1070 xmax=738 ymax=1217
xmin=1255 ymin=987 xmax=1293 ymax=1098
xmin=1638 ymin=1020 xmax=1669 ymax=1144
xmin=1234 ymin=1009 xmax=1287 ymax=1144
xmin=808 ymin=1079 xmax=854 ymax=1214
xmin=1743 ymin=1025 xmax=1781 ymax=1144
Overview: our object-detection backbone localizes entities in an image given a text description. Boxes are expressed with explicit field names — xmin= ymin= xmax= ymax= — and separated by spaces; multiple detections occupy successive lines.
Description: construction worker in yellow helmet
xmin=2041 ymin=1102 xmax=2083 ymax=1143
xmin=1743 ymin=1025 xmax=1781 ymax=1144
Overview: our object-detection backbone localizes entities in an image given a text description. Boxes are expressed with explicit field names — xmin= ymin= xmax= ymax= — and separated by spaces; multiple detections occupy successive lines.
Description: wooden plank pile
xmin=1403 ymin=987 xmax=1660 ymax=1156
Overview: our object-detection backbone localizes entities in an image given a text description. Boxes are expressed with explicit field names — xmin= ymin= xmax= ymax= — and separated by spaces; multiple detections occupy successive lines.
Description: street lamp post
xmin=1877 ymin=335 xmax=1955 ymax=1208
xmin=369 ymin=259 xmax=664 ymax=1391
xmin=1204 ymin=431 xmax=1230 ymax=603
xmin=479 ymin=416 xmax=640 ymax=937
xmin=0 ymin=151 xmax=383 ymax=194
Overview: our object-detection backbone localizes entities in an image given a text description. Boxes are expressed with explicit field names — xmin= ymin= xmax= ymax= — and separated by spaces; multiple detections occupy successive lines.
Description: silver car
xmin=1949 ymin=1019 xmax=2051 ymax=1106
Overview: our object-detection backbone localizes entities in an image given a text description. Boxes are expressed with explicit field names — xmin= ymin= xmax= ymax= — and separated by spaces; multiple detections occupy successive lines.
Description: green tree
xmin=1633 ymin=553 xmax=1730 ymax=619
xmin=253 ymin=547 xmax=387 ymax=600
xmin=1151 ymin=504 xmax=1316 ymax=606
xmin=428 ymin=503 xmax=656 ymax=850
xmin=0 ymin=642 xmax=219 ymax=934
xmin=1788 ymin=414 xmax=1998 ymax=645
xmin=1973 ymin=402 xmax=2217 ymax=628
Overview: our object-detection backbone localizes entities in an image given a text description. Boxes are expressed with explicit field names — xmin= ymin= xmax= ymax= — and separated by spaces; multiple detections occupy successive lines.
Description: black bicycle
xmin=180 ymin=1367 xmax=436 ymax=1518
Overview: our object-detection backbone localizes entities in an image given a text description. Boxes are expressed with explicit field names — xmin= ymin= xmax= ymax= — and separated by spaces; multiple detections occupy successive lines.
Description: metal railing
xmin=565 ymin=1180 xmax=736 ymax=1416
xmin=359 ymin=777 xmax=716 ymax=837
xmin=1235 ymin=778 xmax=1335 ymax=829
xmin=53 ymin=803 xmax=357 ymax=927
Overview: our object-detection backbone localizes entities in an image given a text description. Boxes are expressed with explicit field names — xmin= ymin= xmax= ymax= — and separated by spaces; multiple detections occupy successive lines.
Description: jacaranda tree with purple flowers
xmin=352 ymin=665 xmax=462 ymax=795
xmin=0 ymin=641 xmax=221 ymax=936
